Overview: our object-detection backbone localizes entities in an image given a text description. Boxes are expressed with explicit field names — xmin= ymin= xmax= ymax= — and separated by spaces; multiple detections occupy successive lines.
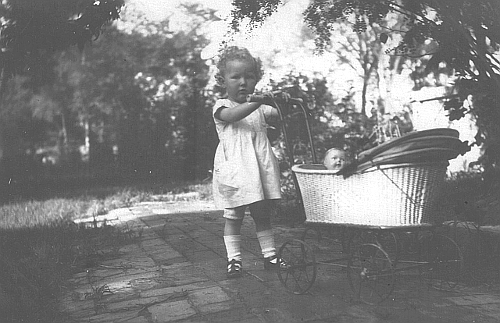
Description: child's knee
xmin=223 ymin=207 xmax=245 ymax=220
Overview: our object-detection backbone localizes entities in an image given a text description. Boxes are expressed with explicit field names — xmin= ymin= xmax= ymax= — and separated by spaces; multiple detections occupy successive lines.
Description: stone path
xmin=61 ymin=199 xmax=500 ymax=323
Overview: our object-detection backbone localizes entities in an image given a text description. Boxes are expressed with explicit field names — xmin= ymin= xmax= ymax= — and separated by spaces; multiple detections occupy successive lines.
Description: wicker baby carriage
xmin=292 ymin=162 xmax=448 ymax=227
xmin=292 ymin=128 xmax=467 ymax=227
xmin=246 ymin=93 xmax=467 ymax=302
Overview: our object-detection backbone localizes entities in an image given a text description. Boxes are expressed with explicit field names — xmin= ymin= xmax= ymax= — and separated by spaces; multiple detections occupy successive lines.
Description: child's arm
xmin=215 ymin=102 xmax=262 ymax=123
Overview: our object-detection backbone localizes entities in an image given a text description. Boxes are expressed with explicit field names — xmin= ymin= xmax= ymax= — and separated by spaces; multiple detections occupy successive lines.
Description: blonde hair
xmin=214 ymin=46 xmax=263 ymax=87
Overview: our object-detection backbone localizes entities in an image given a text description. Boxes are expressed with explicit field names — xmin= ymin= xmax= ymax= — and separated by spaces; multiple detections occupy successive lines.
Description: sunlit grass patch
xmin=0 ymin=198 xmax=87 ymax=229
xmin=0 ymin=180 xmax=212 ymax=322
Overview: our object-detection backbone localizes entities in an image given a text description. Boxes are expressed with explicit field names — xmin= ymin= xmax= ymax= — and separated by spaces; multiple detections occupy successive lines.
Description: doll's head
xmin=323 ymin=148 xmax=348 ymax=171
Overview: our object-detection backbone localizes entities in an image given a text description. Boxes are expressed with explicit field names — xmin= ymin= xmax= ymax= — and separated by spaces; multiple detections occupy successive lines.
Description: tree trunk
xmin=184 ymin=85 xmax=198 ymax=181
xmin=84 ymin=117 xmax=91 ymax=178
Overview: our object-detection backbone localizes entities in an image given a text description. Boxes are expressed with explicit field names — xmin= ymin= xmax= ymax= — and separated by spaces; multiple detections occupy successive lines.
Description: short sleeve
xmin=212 ymin=99 xmax=227 ymax=120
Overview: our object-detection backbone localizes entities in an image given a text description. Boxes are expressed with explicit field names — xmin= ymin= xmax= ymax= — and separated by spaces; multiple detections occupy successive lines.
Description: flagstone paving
xmin=62 ymin=199 xmax=500 ymax=323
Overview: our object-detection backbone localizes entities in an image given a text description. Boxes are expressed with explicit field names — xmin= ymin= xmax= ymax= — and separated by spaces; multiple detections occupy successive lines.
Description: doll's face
xmin=323 ymin=149 xmax=347 ymax=171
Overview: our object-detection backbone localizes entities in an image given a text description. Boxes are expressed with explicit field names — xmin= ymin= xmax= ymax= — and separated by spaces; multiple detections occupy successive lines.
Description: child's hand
xmin=263 ymin=91 xmax=291 ymax=103
xmin=280 ymin=92 xmax=291 ymax=103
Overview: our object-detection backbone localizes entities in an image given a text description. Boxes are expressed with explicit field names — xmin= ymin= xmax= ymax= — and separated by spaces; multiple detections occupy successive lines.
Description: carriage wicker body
xmin=293 ymin=162 xmax=447 ymax=227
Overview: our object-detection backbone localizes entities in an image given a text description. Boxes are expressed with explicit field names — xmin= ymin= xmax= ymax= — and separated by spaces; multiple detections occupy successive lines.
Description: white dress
xmin=212 ymin=99 xmax=281 ymax=209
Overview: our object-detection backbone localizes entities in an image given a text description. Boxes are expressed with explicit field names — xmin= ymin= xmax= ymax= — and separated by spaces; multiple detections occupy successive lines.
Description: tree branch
xmin=429 ymin=0 xmax=500 ymax=90
xmin=385 ymin=0 xmax=438 ymax=26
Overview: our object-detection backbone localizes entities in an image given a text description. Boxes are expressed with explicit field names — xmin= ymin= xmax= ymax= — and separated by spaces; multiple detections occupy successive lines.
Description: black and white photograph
xmin=0 ymin=0 xmax=499 ymax=322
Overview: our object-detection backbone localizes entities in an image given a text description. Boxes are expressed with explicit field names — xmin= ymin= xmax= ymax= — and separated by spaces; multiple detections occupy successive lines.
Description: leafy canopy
xmin=231 ymin=0 xmax=500 ymax=168
xmin=230 ymin=0 xmax=500 ymax=81
xmin=0 ymin=0 xmax=124 ymax=86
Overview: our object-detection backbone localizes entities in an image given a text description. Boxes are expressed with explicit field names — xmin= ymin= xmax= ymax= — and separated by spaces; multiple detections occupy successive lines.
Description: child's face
xmin=223 ymin=59 xmax=258 ymax=103
xmin=323 ymin=149 xmax=347 ymax=171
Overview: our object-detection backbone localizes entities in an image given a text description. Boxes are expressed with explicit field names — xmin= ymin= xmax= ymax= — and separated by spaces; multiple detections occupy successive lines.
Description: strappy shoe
xmin=264 ymin=255 xmax=287 ymax=270
xmin=227 ymin=259 xmax=243 ymax=278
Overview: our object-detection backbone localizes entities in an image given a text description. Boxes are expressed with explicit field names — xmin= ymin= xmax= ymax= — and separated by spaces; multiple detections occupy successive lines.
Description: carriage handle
xmin=246 ymin=92 xmax=318 ymax=164
xmin=246 ymin=93 xmax=304 ymax=105
xmin=247 ymin=91 xmax=318 ymax=208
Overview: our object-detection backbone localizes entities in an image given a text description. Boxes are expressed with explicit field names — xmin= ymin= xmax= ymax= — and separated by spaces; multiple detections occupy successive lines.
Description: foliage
xmin=230 ymin=0 xmax=283 ymax=32
xmin=73 ymin=4 xmax=218 ymax=181
xmin=0 ymin=76 xmax=49 ymax=155
xmin=0 ymin=4 xmax=220 ymax=191
xmin=230 ymin=0 xmax=500 ymax=170
xmin=0 ymin=0 xmax=124 ymax=92
xmin=269 ymin=72 xmax=412 ymax=164
xmin=302 ymin=0 xmax=389 ymax=51
xmin=266 ymin=72 xmax=410 ymax=201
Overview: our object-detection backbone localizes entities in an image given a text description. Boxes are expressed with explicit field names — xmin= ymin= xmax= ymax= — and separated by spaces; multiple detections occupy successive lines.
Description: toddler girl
xmin=212 ymin=46 xmax=283 ymax=278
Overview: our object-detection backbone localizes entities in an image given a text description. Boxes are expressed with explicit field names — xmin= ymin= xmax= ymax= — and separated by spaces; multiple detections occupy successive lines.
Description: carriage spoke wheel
xmin=302 ymin=227 xmax=347 ymax=262
xmin=353 ymin=231 xmax=400 ymax=265
xmin=375 ymin=232 xmax=400 ymax=265
xmin=398 ymin=231 xmax=420 ymax=258
xmin=301 ymin=227 xmax=323 ymax=253
xmin=447 ymin=221 xmax=486 ymax=282
xmin=277 ymin=239 xmax=317 ymax=295
xmin=419 ymin=233 xmax=464 ymax=290
xmin=347 ymin=243 xmax=395 ymax=305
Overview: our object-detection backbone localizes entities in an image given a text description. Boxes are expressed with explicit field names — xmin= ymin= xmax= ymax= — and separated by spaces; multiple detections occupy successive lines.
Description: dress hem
xmin=214 ymin=197 xmax=281 ymax=210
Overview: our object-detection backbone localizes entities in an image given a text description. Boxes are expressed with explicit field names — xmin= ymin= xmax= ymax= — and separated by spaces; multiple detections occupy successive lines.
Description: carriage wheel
xmin=466 ymin=230 xmax=492 ymax=282
xmin=447 ymin=221 xmax=487 ymax=282
xmin=277 ymin=239 xmax=317 ymax=294
xmin=347 ymin=243 xmax=395 ymax=305
xmin=302 ymin=227 xmax=347 ymax=261
xmin=419 ymin=233 xmax=464 ymax=290
xmin=348 ymin=231 xmax=399 ymax=264
xmin=397 ymin=231 xmax=420 ymax=258
xmin=301 ymin=227 xmax=323 ymax=252
xmin=363 ymin=230 xmax=400 ymax=267
xmin=374 ymin=232 xmax=400 ymax=265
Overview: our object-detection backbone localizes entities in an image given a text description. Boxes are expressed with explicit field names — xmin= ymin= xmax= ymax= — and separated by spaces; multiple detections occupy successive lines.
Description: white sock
xmin=256 ymin=230 xmax=276 ymax=259
xmin=224 ymin=235 xmax=242 ymax=262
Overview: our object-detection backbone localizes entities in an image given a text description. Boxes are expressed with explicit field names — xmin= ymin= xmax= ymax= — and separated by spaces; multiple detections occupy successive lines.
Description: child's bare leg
xmin=253 ymin=212 xmax=272 ymax=232
xmin=224 ymin=218 xmax=243 ymax=235
xmin=249 ymin=200 xmax=273 ymax=231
